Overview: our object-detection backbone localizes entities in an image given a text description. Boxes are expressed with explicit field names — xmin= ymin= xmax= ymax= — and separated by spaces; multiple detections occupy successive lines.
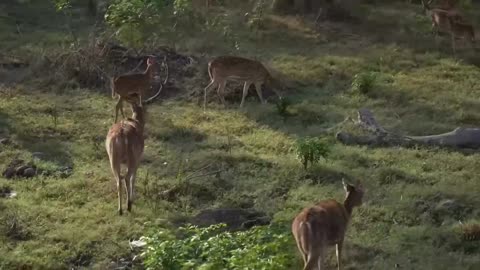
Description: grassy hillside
xmin=1 ymin=0 xmax=480 ymax=269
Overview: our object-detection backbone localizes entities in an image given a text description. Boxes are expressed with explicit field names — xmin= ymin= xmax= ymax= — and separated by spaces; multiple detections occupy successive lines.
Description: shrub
xmin=141 ymin=223 xmax=295 ymax=270
xmin=295 ymin=137 xmax=330 ymax=170
xmin=275 ymin=97 xmax=292 ymax=120
xmin=351 ymin=71 xmax=377 ymax=95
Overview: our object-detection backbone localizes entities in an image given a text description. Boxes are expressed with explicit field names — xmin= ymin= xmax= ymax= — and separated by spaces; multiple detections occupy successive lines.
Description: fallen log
xmin=336 ymin=108 xmax=480 ymax=151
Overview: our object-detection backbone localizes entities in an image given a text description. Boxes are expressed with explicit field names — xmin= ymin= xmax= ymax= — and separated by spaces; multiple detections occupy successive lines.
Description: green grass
xmin=1 ymin=1 xmax=480 ymax=269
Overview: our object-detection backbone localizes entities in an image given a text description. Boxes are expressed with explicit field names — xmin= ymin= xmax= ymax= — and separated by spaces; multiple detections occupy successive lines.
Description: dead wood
xmin=336 ymin=108 xmax=480 ymax=152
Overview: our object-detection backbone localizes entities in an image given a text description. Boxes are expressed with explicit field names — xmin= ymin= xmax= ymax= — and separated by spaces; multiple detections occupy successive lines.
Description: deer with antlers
xmin=292 ymin=180 xmax=364 ymax=270
xmin=111 ymin=56 xmax=167 ymax=123
xmin=203 ymin=56 xmax=283 ymax=111
xmin=106 ymin=95 xmax=145 ymax=215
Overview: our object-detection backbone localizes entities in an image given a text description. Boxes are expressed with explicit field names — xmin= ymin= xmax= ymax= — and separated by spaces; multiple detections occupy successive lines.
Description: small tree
xmin=351 ymin=71 xmax=377 ymax=95
xmin=295 ymin=137 xmax=330 ymax=170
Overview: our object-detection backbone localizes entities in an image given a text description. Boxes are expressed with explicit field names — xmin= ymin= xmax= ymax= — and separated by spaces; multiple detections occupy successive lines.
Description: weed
xmin=275 ymin=97 xmax=292 ymax=121
xmin=351 ymin=71 xmax=377 ymax=95
xmin=45 ymin=105 xmax=58 ymax=129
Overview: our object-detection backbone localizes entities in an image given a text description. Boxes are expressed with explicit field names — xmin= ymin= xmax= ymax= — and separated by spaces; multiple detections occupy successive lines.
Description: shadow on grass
xmin=0 ymin=107 xmax=72 ymax=167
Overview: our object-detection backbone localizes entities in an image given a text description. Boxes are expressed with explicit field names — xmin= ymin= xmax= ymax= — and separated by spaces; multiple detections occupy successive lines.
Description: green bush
xmin=295 ymin=137 xmax=330 ymax=170
xmin=351 ymin=71 xmax=377 ymax=95
xmin=141 ymin=223 xmax=296 ymax=270
xmin=275 ymin=97 xmax=292 ymax=120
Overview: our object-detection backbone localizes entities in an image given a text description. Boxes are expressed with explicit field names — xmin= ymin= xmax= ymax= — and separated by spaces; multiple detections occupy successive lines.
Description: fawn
xmin=111 ymin=56 xmax=156 ymax=123
xmin=203 ymin=56 xmax=282 ymax=111
xmin=105 ymin=95 xmax=145 ymax=215
xmin=292 ymin=180 xmax=364 ymax=270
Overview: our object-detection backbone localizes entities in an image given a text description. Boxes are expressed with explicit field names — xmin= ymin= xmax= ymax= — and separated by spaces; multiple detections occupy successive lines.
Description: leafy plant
xmin=351 ymin=71 xmax=377 ymax=94
xmin=275 ymin=97 xmax=292 ymax=121
xmin=295 ymin=137 xmax=330 ymax=170
xmin=141 ymin=223 xmax=295 ymax=270
xmin=51 ymin=0 xmax=73 ymax=11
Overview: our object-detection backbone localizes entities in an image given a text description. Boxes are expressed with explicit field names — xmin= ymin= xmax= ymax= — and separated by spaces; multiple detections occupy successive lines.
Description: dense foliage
xmin=141 ymin=224 xmax=296 ymax=270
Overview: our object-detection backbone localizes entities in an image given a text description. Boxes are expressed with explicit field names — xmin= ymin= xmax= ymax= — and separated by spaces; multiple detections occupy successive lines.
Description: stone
xmin=23 ymin=167 xmax=36 ymax=178
xmin=2 ymin=167 xmax=16 ymax=179
xmin=15 ymin=165 xmax=30 ymax=176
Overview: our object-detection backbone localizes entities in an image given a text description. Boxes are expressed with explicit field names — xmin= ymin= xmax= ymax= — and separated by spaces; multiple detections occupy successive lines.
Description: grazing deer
xmin=203 ymin=56 xmax=282 ymax=110
xmin=111 ymin=56 xmax=160 ymax=123
xmin=448 ymin=16 xmax=476 ymax=55
xmin=106 ymin=95 xmax=145 ymax=215
xmin=292 ymin=180 xmax=364 ymax=270
xmin=421 ymin=0 xmax=464 ymax=37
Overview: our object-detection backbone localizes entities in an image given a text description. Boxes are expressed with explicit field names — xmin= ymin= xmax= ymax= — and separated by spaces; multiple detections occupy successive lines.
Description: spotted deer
xmin=421 ymin=0 xmax=464 ymax=37
xmin=292 ymin=180 xmax=364 ymax=270
xmin=203 ymin=56 xmax=282 ymax=111
xmin=105 ymin=95 xmax=145 ymax=215
xmin=111 ymin=56 xmax=161 ymax=123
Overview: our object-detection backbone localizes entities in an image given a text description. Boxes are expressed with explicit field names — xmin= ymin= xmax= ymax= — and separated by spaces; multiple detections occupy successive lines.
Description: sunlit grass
xmin=0 ymin=0 xmax=479 ymax=269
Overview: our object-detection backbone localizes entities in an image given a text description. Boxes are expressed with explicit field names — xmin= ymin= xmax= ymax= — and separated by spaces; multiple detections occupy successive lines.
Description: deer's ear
xmin=342 ymin=178 xmax=349 ymax=192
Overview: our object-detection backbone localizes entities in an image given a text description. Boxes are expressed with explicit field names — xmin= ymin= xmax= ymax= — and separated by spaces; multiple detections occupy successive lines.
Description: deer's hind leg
xmin=254 ymin=82 xmax=265 ymax=104
xmin=303 ymin=251 xmax=322 ymax=270
xmin=124 ymin=169 xmax=132 ymax=212
xmin=304 ymin=232 xmax=326 ymax=270
xmin=217 ymin=80 xmax=227 ymax=107
xmin=336 ymin=239 xmax=344 ymax=270
xmin=204 ymin=80 xmax=217 ymax=111
xmin=110 ymin=160 xmax=123 ymax=215
xmin=240 ymin=81 xmax=252 ymax=108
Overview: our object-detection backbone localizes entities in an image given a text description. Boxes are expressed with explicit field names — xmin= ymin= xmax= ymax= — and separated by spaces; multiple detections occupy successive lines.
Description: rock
xmin=189 ymin=208 xmax=271 ymax=231
xmin=2 ymin=167 xmax=16 ymax=179
xmin=23 ymin=167 xmax=36 ymax=178
xmin=15 ymin=165 xmax=30 ymax=176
